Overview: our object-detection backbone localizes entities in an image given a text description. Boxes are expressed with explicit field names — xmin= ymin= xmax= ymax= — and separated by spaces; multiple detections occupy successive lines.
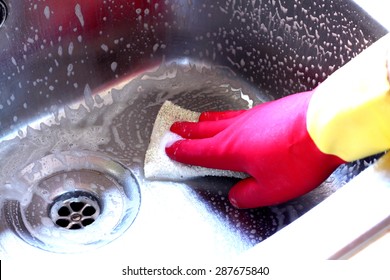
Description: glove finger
xmin=170 ymin=118 xmax=236 ymax=139
xmin=199 ymin=110 xmax=246 ymax=122
xmin=166 ymin=139 xmax=244 ymax=172
xmin=228 ymin=178 xmax=292 ymax=208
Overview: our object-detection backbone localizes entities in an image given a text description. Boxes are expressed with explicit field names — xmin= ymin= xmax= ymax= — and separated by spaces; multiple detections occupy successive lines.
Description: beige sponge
xmin=144 ymin=101 xmax=247 ymax=180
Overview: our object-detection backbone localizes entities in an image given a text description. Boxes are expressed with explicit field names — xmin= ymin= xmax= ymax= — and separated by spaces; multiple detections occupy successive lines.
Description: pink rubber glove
xmin=165 ymin=91 xmax=346 ymax=208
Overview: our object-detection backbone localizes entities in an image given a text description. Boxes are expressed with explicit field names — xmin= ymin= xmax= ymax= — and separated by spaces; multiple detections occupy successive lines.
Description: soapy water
xmin=0 ymin=60 xmax=268 ymax=256
xmin=0 ymin=59 xmax=365 ymax=257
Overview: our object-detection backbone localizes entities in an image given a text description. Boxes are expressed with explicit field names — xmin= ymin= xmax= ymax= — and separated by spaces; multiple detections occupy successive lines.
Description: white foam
xmin=144 ymin=101 xmax=247 ymax=180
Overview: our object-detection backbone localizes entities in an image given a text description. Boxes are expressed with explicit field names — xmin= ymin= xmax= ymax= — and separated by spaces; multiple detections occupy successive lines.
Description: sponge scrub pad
xmin=144 ymin=101 xmax=247 ymax=180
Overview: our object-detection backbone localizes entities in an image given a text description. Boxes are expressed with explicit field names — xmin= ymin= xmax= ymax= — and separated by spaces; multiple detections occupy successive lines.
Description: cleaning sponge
xmin=144 ymin=101 xmax=247 ymax=180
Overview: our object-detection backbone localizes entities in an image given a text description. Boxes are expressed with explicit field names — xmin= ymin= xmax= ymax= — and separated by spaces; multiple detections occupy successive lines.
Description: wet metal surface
xmin=0 ymin=0 xmax=387 ymax=259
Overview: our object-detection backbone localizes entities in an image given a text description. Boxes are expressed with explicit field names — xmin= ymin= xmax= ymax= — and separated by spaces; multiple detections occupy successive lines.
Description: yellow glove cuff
xmin=307 ymin=34 xmax=390 ymax=162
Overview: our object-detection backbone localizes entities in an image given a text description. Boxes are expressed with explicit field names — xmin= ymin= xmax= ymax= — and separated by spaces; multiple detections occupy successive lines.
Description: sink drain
xmin=3 ymin=151 xmax=141 ymax=253
xmin=50 ymin=191 xmax=101 ymax=230
xmin=0 ymin=1 xmax=7 ymax=28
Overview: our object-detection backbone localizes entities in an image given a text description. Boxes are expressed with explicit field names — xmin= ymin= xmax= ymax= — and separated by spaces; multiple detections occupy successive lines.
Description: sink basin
xmin=0 ymin=0 xmax=387 ymax=261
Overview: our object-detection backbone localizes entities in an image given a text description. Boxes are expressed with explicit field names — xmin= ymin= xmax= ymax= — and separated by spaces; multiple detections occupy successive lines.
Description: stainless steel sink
xmin=0 ymin=0 xmax=387 ymax=260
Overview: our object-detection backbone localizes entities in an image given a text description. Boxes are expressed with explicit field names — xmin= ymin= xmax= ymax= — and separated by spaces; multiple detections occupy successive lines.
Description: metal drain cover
xmin=50 ymin=191 xmax=101 ymax=230
xmin=3 ymin=151 xmax=141 ymax=253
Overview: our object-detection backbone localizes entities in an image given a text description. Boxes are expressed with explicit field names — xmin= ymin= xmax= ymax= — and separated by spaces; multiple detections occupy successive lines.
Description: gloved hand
xmin=166 ymin=90 xmax=345 ymax=208
xmin=166 ymin=34 xmax=390 ymax=209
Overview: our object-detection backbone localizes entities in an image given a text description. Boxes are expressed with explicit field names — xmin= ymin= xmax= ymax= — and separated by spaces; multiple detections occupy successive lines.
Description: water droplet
xmin=111 ymin=62 xmax=118 ymax=72
xmin=68 ymin=42 xmax=74 ymax=56
xmin=44 ymin=6 xmax=50 ymax=19
xmin=75 ymin=3 xmax=85 ymax=27
xmin=101 ymin=44 xmax=109 ymax=52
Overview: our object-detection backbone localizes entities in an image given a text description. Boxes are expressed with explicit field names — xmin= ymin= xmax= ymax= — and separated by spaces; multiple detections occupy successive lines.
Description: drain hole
xmin=70 ymin=224 xmax=82 ymax=230
xmin=50 ymin=191 xmax=101 ymax=230
xmin=56 ymin=219 xmax=71 ymax=228
xmin=70 ymin=201 xmax=85 ymax=212
xmin=83 ymin=206 xmax=96 ymax=216
xmin=58 ymin=206 xmax=71 ymax=216
xmin=82 ymin=218 xmax=95 ymax=227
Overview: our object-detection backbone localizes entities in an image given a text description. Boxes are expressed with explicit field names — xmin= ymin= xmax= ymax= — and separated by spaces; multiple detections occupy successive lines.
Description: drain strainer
xmin=3 ymin=151 xmax=141 ymax=253
xmin=50 ymin=191 xmax=101 ymax=230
